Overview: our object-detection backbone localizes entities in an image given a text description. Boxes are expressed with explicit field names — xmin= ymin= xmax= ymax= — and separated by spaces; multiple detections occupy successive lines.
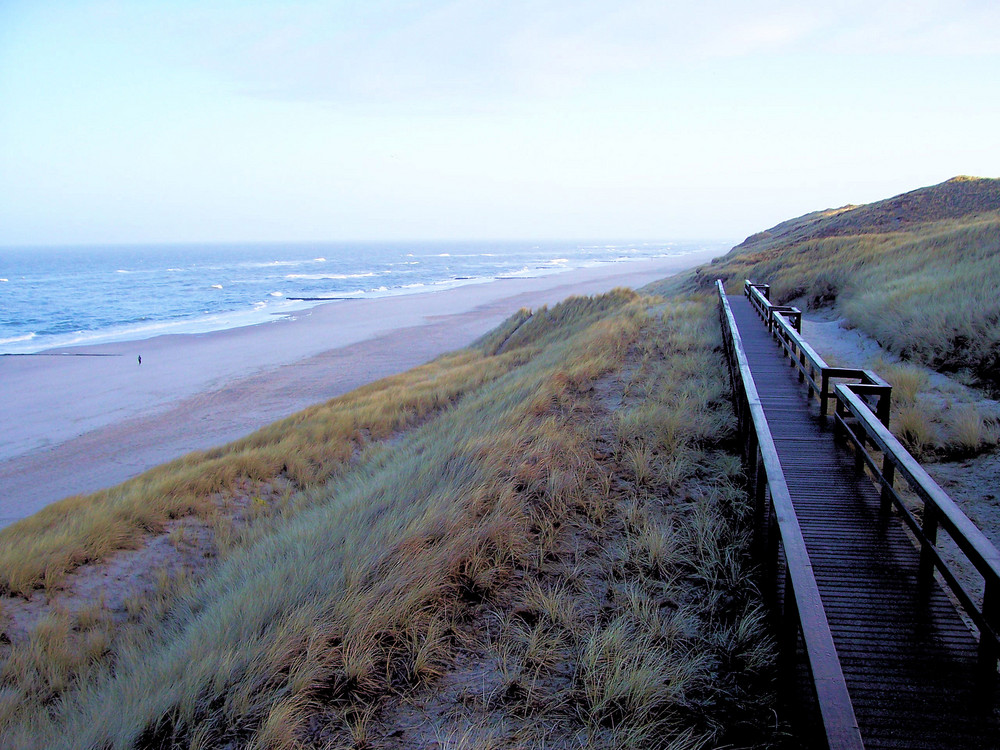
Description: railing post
xmin=767 ymin=507 xmax=781 ymax=587
xmin=753 ymin=448 xmax=767 ymax=553
xmin=978 ymin=579 xmax=999 ymax=688
xmin=879 ymin=457 xmax=895 ymax=518
xmin=779 ymin=569 xmax=800 ymax=696
xmin=876 ymin=390 xmax=891 ymax=428
xmin=918 ymin=505 xmax=939 ymax=587
xmin=854 ymin=430 xmax=866 ymax=473
xmin=820 ymin=371 xmax=830 ymax=417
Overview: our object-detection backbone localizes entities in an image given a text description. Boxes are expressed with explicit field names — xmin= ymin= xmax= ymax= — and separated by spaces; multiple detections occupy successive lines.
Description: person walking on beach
xmin=138 ymin=355 xmax=142 ymax=365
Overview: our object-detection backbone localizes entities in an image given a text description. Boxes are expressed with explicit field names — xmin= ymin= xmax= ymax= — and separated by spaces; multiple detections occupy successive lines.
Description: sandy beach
xmin=0 ymin=251 xmax=718 ymax=526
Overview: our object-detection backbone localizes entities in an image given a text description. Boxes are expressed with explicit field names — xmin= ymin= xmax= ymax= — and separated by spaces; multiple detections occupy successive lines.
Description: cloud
xmin=29 ymin=0 xmax=1000 ymax=110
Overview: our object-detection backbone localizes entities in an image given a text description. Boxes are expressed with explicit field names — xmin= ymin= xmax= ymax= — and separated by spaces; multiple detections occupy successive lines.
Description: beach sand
xmin=0 ymin=251 xmax=718 ymax=526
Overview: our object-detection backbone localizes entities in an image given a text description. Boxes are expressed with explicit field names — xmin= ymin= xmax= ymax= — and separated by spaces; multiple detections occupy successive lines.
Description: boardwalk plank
xmin=727 ymin=294 xmax=999 ymax=750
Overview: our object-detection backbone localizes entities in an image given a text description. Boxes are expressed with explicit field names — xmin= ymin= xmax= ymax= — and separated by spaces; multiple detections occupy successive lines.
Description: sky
xmin=1 ymin=0 xmax=999 ymax=246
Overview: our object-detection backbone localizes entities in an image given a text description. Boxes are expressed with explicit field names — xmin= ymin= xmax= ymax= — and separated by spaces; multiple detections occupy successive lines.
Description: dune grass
xmin=0 ymin=291 xmax=779 ymax=749
xmin=0 ymin=329 xmax=539 ymax=598
xmin=702 ymin=212 xmax=1000 ymax=388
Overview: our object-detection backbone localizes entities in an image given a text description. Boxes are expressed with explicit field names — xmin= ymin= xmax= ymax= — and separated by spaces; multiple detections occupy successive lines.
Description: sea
xmin=0 ymin=240 xmax=725 ymax=355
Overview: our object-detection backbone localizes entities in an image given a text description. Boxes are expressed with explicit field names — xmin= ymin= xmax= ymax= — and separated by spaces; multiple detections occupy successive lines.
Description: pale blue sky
xmin=1 ymin=0 xmax=998 ymax=245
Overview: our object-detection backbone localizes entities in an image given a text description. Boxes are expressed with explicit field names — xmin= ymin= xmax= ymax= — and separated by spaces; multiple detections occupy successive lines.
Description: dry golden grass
xmin=0 ymin=348 xmax=527 ymax=598
xmin=0 ymin=290 xmax=780 ymax=749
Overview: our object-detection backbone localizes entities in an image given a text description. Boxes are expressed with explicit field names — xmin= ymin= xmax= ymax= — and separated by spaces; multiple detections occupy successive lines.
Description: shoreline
xmin=0 ymin=251 xmax=718 ymax=526
xmin=2 ymin=250 xmax=722 ymax=357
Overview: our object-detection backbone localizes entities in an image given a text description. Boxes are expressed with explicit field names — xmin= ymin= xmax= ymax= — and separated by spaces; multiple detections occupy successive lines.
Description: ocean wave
xmin=0 ymin=278 xmax=7 ymax=282
xmin=285 ymin=272 xmax=378 ymax=280
xmin=0 ymin=332 xmax=36 ymax=345
xmin=211 ymin=284 xmax=223 ymax=289
xmin=0 ymin=299 xmax=324 ymax=354
xmin=115 ymin=269 xmax=131 ymax=274
xmin=269 ymin=291 xmax=284 ymax=297
xmin=242 ymin=258 xmax=329 ymax=268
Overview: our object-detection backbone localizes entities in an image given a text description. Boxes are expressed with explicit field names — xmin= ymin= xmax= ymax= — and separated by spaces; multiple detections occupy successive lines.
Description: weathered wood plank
xmin=725 ymin=292 xmax=1000 ymax=750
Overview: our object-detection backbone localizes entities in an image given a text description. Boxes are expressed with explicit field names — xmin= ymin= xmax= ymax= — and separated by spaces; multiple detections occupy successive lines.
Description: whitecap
xmin=0 ymin=278 xmax=7 ymax=282
xmin=285 ymin=272 xmax=376 ymax=280
xmin=269 ymin=291 xmax=284 ymax=297
xmin=0 ymin=332 xmax=36 ymax=346
xmin=211 ymin=284 xmax=223 ymax=289
xmin=436 ymin=253 xmax=451 ymax=257
xmin=116 ymin=269 xmax=130 ymax=274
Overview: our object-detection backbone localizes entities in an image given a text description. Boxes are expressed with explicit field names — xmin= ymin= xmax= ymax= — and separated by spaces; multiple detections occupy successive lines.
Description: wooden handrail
xmin=741 ymin=277 xmax=1000 ymax=680
xmin=744 ymin=280 xmax=891 ymax=423
xmin=835 ymin=384 xmax=1000 ymax=676
xmin=718 ymin=280 xmax=864 ymax=750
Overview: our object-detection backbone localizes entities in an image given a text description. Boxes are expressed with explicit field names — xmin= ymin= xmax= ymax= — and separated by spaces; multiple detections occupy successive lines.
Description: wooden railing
xmin=834 ymin=387 xmax=1000 ymax=682
xmin=744 ymin=281 xmax=891 ymax=421
xmin=740 ymin=277 xmax=1000 ymax=684
xmin=717 ymin=280 xmax=864 ymax=750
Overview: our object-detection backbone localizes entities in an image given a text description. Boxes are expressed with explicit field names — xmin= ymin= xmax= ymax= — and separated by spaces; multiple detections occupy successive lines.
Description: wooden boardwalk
xmin=726 ymin=293 xmax=999 ymax=749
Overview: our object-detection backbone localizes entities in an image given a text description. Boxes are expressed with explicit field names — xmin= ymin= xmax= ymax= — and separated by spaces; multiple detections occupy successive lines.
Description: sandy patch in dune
xmin=0 ymin=477 xmax=292 ymax=647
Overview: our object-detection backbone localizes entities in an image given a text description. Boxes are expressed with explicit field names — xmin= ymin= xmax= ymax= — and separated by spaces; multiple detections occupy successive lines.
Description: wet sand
xmin=0 ymin=252 xmax=718 ymax=526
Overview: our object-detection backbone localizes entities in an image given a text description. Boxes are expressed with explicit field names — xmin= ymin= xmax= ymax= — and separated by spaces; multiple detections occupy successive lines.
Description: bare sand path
xmin=0 ymin=252 xmax=718 ymax=525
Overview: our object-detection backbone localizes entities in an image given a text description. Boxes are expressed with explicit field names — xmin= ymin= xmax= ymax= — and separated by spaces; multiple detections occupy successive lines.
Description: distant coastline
xmin=0 ymin=241 xmax=729 ymax=356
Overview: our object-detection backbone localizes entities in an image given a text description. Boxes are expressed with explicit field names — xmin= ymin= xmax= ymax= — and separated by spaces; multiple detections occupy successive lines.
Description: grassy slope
xmin=668 ymin=176 xmax=1000 ymax=387
xmin=1 ymin=291 xmax=779 ymax=749
xmin=0 ymin=325 xmax=535 ymax=597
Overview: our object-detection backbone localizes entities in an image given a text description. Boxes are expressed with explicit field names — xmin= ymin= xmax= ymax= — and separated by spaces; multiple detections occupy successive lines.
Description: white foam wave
xmin=239 ymin=258 xmax=329 ymax=269
xmin=1 ymin=298 xmax=325 ymax=354
xmin=115 ymin=269 xmax=130 ymax=274
xmin=285 ymin=272 xmax=376 ymax=280
xmin=0 ymin=278 xmax=7 ymax=282
xmin=211 ymin=284 xmax=223 ymax=289
xmin=0 ymin=332 xmax=36 ymax=346
xmin=269 ymin=291 xmax=284 ymax=297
